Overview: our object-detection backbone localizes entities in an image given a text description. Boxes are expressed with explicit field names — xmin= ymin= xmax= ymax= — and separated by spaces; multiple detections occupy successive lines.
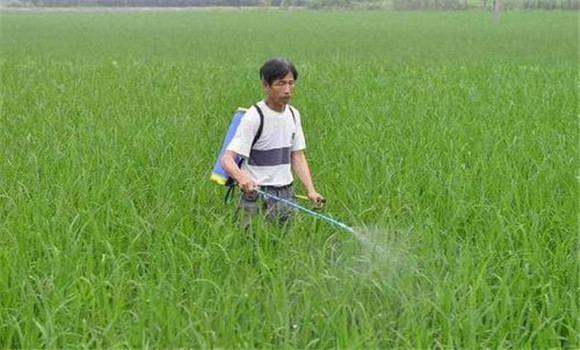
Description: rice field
xmin=0 ymin=9 xmax=578 ymax=349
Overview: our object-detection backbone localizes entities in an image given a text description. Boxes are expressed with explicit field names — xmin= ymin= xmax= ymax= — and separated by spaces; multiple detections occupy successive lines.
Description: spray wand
xmin=255 ymin=189 xmax=356 ymax=235
xmin=257 ymin=189 xmax=389 ymax=256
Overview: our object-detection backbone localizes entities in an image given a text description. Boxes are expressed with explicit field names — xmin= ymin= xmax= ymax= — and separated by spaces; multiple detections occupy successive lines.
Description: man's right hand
xmin=238 ymin=176 xmax=257 ymax=194
xmin=222 ymin=151 xmax=257 ymax=194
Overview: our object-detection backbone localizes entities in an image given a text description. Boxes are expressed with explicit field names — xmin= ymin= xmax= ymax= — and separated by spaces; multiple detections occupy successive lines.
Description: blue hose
xmin=256 ymin=189 xmax=354 ymax=234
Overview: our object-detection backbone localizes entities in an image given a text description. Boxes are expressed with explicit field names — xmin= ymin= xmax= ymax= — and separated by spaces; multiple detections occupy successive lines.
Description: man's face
xmin=264 ymin=72 xmax=295 ymax=106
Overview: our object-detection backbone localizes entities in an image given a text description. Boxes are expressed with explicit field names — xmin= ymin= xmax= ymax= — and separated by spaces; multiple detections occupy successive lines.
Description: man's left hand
xmin=308 ymin=191 xmax=325 ymax=209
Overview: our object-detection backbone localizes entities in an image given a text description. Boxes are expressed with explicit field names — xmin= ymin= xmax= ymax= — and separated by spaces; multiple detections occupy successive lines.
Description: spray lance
xmin=256 ymin=188 xmax=356 ymax=235
xmin=256 ymin=189 xmax=388 ymax=255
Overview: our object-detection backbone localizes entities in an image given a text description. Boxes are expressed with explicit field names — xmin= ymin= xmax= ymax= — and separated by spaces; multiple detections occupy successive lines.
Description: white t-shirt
xmin=226 ymin=100 xmax=306 ymax=187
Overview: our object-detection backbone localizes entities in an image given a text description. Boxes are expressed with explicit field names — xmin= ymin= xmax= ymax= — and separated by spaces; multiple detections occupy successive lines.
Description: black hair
xmin=259 ymin=58 xmax=298 ymax=86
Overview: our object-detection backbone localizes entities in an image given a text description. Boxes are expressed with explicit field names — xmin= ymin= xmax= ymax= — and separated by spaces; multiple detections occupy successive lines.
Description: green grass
xmin=1 ymin=10 xmax=578 ymax=349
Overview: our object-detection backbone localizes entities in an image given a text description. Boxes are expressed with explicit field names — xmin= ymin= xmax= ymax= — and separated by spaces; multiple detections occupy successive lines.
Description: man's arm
xmin=222 ymin=150 xmax=257 ymax=194
xmin=291 ymin=150 xmax=324 ymax=207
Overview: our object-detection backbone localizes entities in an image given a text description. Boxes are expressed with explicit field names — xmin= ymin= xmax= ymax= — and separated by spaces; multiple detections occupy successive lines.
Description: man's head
xmin=260 ymin=58 xmax=298 ymax=109
xmin=260 ymin=57 xmax=298 ymax=86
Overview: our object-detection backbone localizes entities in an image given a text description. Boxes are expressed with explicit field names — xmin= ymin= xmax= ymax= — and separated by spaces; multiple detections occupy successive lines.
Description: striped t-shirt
xmin=226 ymin=100 xmax=306 ymax=187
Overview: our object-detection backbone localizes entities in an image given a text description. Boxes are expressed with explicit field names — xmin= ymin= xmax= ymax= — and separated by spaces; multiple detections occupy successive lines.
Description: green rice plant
xmin=0 ymin=10 xmax=578 ymax=349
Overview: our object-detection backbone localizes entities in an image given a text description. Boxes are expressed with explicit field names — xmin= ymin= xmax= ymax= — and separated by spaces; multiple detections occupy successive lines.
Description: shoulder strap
xmin=288 ymin=105 xmax=296 ymax=124
xmin=234 ymin=104 xmax=264 ymax=171
xmin=252 ymin=104 xmax=264 ymax=147
xmin=234 ymin=104 xmax=264 ymax=169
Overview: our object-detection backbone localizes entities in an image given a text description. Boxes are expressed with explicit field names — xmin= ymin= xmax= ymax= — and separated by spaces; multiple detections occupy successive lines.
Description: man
xmin=222 ymin=57 xmax=324 ymax=227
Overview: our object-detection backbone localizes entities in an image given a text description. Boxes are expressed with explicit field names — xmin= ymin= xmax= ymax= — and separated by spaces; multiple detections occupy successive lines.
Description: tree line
xmin=11 ymin=0 xmax=580 ymax=10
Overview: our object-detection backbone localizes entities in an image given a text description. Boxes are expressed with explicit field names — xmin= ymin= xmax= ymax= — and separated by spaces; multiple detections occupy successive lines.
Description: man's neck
xmin=265 ymin=98 xmax=286 ymax=113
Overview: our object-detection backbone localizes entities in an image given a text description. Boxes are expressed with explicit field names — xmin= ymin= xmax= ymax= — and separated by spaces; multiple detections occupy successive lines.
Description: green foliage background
xmin=0 ymin=10 xmax=578 ymax=349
